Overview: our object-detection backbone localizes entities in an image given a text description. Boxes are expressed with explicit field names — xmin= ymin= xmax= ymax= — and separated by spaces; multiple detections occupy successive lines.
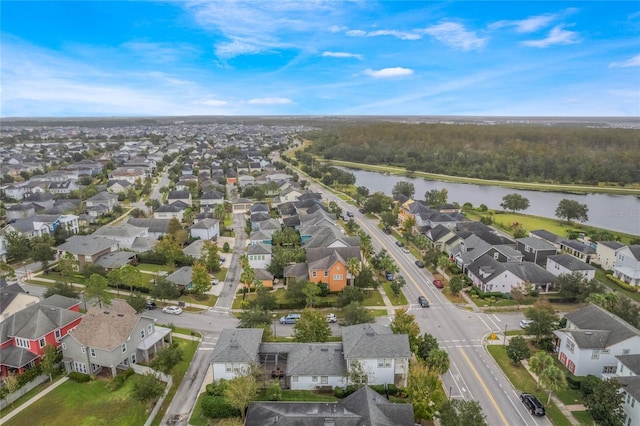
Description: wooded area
xmin=303 ymin=122 xmax=640 ymax=185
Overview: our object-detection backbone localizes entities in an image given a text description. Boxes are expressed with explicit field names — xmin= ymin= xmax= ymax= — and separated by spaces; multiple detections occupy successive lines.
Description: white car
xmin=211 ymin=277 xmax=219 ymax=285
xmin=520 ymin=319 xmax=533 ymax=329
xmin=326 ymin=313 xmax=337 ymax=323
xmin=402 ymin=247 xmax=410 ymax=253
xmin=163 ymin=306 xmax=183 ymax=315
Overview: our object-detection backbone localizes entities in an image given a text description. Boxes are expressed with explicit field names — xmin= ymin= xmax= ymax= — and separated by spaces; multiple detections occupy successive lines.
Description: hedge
xmin=469 ymin=286 xmax=509 ymax=300
xmin=606 ymin=274 xmax=639 ymax=292
xmin=107 ymin=367 xmax=134 ymax=391
xmin=68 ymin=371 xmax=92 ymax=383
xmin=201 ymin=395 xmax=241 ymax=419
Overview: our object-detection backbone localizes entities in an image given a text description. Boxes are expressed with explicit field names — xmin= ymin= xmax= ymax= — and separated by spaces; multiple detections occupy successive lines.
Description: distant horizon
xmin=2 ymin=2 xmax=639 ymax=117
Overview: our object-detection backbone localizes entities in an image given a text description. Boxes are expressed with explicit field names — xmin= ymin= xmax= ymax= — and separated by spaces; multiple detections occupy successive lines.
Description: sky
xmin=1 ymin=1 xmax=639 ymax=117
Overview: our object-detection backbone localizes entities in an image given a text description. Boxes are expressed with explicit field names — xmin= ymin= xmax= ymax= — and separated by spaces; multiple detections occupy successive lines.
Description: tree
xmin=292 ymin=309 xmax=331 ymax=342
xmin=380 ymin=211 xmax=398 ymax=229
xmin=510 ymin=285 xmax=527 ymax=309
xmin=0 ymin=261 xmax=17 ymax=283
xmin=416 ymin=333 xmax=440 ymax=362
xmin=392 ymin=181 xmax=415 ymax=199
xmin=583 ymin=378 xmax=625 ymax=426
xmin=200 ymin=240 xmax=221 ymax=273
xmin=525 ymin=300 xmax=559 ymax=345
xmin=362 ymin=191 xmax=393 ymax=214
xmin=5 ymin=231 xmax=31 ymax=262
xmin=342 ymin=302 xmax=374 ymax=325
xmin=126 ymin=292 xmax=148 ymax=314
xmin=401 ymin=216 xmax=415 ymax=238
xmin=346 ymin=257 xmax=361 ymax=286
xmin=390 ymin=275 xmax=406 ymax=296
xmin=407 ymin=360 xmax=447 ymax=422
xmin=425 ymin=188 xmax=448 ymax=208
xmin=555 ymin=199 xmax=589 ymax=223
xmin=191 ymin=261 xmax=212 ymax=298
xmin=354 ymin=265 xmax=376 ymax=289
xmin=3 ymin=372 xmax=20 ymax=407
xmin=224 ymin=372 xmax=259 ymax=422
xmin=84 ymin=273 xmax=112 ymax=308
xmin=118 ymin=264 xmax=145 ymax=293
xmin=425 ymin=348 xmax=450 ymax=375
xmin=253 ymin=286 xmax=277 ymax=311
xmin=150 ymin=344 xmax=184 ymax=374
xmin=439 ymin=399 xmax=487 ymax=426
xmin=302 ymin=281 xmax=321 ymax=308
xmin=500 ymin=193 xmax=530 ymax=213
xmin=347 ymin=359 xmax=371 ymax=388
xmin=539 ymin=365 xmax=567 ymax=404
xmin=41 ymin=344 xmax=60 ymax=382
xmin=132 ymin=373 xmax=165 ymax=405
xmin=390 ymin=308 xmax=421 ymax=353
xmin=285 ymin=279 xmax=309 ymax=305
xmin=44 ymin=280 xmax=80 ymax=299
xmin=355 ymin=185 xmax=370 ymax=205
xmin=155 ymin=235 xmax=183 ymax=268
xmin=506 ymin=336 xmax=530 ymax=365
xmin=529 ymin=351 xmax=554 ymax=390
xmin=151 ymin=276 xmax=180 ymax=301
xmin=31 ymin=242 xmax=55 ymax=271
xmin=238 ymin=307 xmax=272 ymax=328
xmin=338 ymin=286 xmax=365 ymax=307
xmin=557 ymin=272 xmax=603 ymax=302
xmin=449 ymin=275 xmax=464 ymax=295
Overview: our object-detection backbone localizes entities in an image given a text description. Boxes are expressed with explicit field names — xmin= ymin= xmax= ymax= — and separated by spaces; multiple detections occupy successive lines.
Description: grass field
xmin=381 ymin=281 xmax=408 ymax=306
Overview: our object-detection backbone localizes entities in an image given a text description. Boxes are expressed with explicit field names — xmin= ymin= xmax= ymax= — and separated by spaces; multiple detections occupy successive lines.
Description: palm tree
xmin=425 ymin=348 xmax=450 ymax=375
xmin=347 ymin=258 xmax=362 ymax=286
xmin=214 ymin=204 xmax=226 ymax=222
xmin=529 ymin=352 xmax=554 ymax=390
xmin=539 ymin=365 xmax=567 ymax=404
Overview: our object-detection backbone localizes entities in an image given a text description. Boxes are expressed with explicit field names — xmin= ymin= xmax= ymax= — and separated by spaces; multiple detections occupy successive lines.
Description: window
xmin=525 ymin=245 xmax=531 ymax=253
xmin=601 ymin=349 xmax=610 ymax=354
xmin=632 ymin=398 xmax=635 ymax=408
xmin=602 ymin=366 xmax=617 ymax=374
xmin=90 ymin=348 xmax=96 ymax=358
xmin=16 ymin=338 xmax=29 ymax=348
xmin=140 ymin=330 xmax=145 ymax=339
xmin=324 ymin=271 xmax=328 ymax=278
xmin=81 ymin=346 xmax=86 ymax=353
xmin=293 ymin=376 xmax=299 ymax=382
xmin=148 ymin=325 xmax=153 ymax=334
xmin=312 ymin=271 xmax=317 ymax=278
xmin=121 ymin=343 xmax=127 ymax=353
xmin=565 ymin=340 xmax=575 ymax=353
xmin=312 ymin=376 xmax=318 ymax=382
xmin=623 ymin=349 xmax=631 ymax=355
xmin=493 ymin=252 xmax=499 ymax=260
xmin=225 ymin=363 xmax=232 ymax=373
xmin=55 ymin=329 xmax=61 ymax=340
xmin=39 ymin=338 xmax=46 ymax=348
xmin=85 ymin=255 xmax=92 ymax=262
xmin=592 ymin=350 xmax=600 ymax=359
xmin=61 ymin=343 xmax=67 ymax=350
xmin=131 ymin=354 xmax=137 ymax=364
xmin=378 ymin=359 xmax=391 ymax=368
xmin=333 ymin=274 xmax=343 ymax=280
xmin=321 ymin=376 xmax=328 ymax=384
xmin=74 ymin=362 xmax=87 ymax=374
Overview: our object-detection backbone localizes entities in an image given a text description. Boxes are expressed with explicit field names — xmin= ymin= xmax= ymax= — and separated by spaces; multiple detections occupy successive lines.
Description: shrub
xmin=68 ymin=371 xmax=91 ymax=383
xmin=607 ymin=274 xmax=638 ymax=292
xmin=206 ymin=379 xmax=227 ymax=396
xmin=201 ymin=395 xmax=240 ymax=419
xmin=268 ymin=382 xmax=282 ymax=401
xmin=107 ymin=368 xmax=134 ymax=391
xmin=17 ymin=365 xmax=43 ymax=386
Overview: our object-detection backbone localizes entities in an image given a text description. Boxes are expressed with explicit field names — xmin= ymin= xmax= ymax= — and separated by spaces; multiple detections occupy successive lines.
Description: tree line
xmin=303 ymin=122 xmax=640 ymax=185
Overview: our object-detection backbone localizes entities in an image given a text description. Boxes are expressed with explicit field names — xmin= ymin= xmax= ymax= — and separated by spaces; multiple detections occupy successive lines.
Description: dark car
xmin=385 ymin=272 xmax=394 ymax=281
xmin=521 ymin=393 xmax=545 ymax=416
xmin=382 ymin=228 xmax=392 ymax=235
xmin=395 ymin=241 xmax=404 ymax=247
xmin=359 ymin=208 xmax=365 ymax=214
xmin=415 ymin=260 xmax=425 ymax=268
xmin=347 ymin=211 xmax=354 ymax=217
xmin=418 ymin=296 xmax=429 ymax=307
xmin=146 ymin=300 xmax=157 ymax=310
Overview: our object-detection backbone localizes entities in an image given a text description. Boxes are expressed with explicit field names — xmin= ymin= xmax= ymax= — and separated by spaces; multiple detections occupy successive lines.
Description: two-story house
xmin=56 ymin=235 xmax=120 ymax=270
xmin=199 ymin=190 xmax=224 ymax=211
xmin=167 ymin=190 xmax=192 ymax=207
xmin=595 ymin=241 xmax=625 ymax=270
xmin=609 ymin=354 xmax=640 ymax=426
xmin=559 ymin=239 xmax=596 ymax=264
xmin=0 ymin=284 xmax=40 ymax=323
xmin=553 ymin=304 xmax=640 ymax=376
xmin=614 ymin=245 xmax=640 ymax=287
xmin=85 ymin=192 xmax=119 ymax=217
xmin=211 ymin=328 xmax=263 ymax=381
xmin=153 ymin=204 xmax=185 ymax=222
xmin=546 ymin=254 xmax=596 ymax=280
xmin=247 ymin=242 xmax=272 ymax=270
xmin=0 ymin=295 xmax=82 ymax=377
xmin=188 ymin=218 xmax=220 ymax=241
xmin=61 ymin=301 xmax=172 ymax=376
xmin=516 ymin=237 xmax=558 ymax=266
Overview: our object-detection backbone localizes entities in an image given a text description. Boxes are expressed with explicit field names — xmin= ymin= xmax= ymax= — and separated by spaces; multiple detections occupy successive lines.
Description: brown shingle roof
xmin=68 ymin=301 xmax=141 ymax=351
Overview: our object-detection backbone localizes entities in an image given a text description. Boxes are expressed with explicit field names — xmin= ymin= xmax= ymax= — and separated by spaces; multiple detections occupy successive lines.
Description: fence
xmin=0 ymin=374 xmax=49 ymax=411
xmin=129 ymin=364 xmax=173 ymax=426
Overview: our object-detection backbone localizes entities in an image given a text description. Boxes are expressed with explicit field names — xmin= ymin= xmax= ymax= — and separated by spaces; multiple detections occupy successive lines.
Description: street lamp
xmin=272 ymin=314 xmax=277 ymax=339
xmin=503 ymin=324 xmax=508 ymax=346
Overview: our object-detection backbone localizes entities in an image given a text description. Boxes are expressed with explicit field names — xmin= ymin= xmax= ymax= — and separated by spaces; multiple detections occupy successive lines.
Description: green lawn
xmin=487 ymin=345 xmax=573 ymax=426
xmin=233 ymin=287 xmax=385 ymax=310
xmin=595 ymin=270 xmax=640 ymax=302
xmin=367 ymin=308 xmax=391 ymax=317
xmin=4 ymin=377 xmax=152 ymax=426
xmin=178 ymin=293 xmax=218 ymax=307
xmin=572 ymin=411 xmax=595 ymax=425
xmin=137 ymin=263 xmax=170 ymax=273
xmin=256 ymin=389 xmax=338 ymax=402
xmin=381 ymin=282 xmax=408 ymax=306
xmin=188 ymin=392 xmax=210 ymax=426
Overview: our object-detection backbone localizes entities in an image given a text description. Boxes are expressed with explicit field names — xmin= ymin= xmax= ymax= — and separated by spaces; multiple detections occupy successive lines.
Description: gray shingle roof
xmin=248 ymin=242 xmax=272 ymax=255
xmin=616 ymin=354 xmax=640 ymax=375
xmin=94 ymin=251 xmax=136 ymax=269
xmin=1 ymin=345 xmax=39 ymax=369
xmin=597 ymin=241 xmax=625 ymax=250
xmin=561 ymin=304 xmax=640 ymax=348
xmin=57 ymin=235 xmax=117 ymax=255
xmin=0 ymin=284 xmax=28 ymax=313
xmin=617 ymin=376 xmax=640 ymax=401
xmin=285 ymin=342 xmax=346 ymax=376
xmin=211 ymin=328 xmax=263 ymax=363
xmin=341 ymin=324 xmax=411 ymax=359
xmin=548 ymin=254 xmax=596 ymax=271
xmin=342 ymin=385 xmax=415 ymax=426
xmin=167 ymin=266 xmax=193 ymax=287
xmin=517 ymin=236 xmax=557 ymax=251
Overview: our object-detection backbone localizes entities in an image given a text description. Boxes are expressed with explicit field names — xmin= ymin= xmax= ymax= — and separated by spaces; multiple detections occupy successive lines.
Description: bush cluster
xmin=606 ymin=274 xmax=638 ymax=292
xmin=201 ymin=395 xmax=240 ymax=419
xmin=106 ymin=368 xmax=134 ymax=391
xmin=68 ymin=371 xmax=92 ymax=383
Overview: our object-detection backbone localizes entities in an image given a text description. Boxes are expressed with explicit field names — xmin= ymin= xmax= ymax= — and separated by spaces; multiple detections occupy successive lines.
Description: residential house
xmin=247 ymin=243 xmax=272 ymax=270
xmin=127 ymin=218 xmax=171 ymax=240
xmin=238 ymin=174 xmax=255 ymax=187
xmin=596 ymin=241 xmax=625 ymax=271
xmin=553 ymin=304 xmax=640 ymax=376
xmin=106 ymin=179 xmax=133 ymax=194
xmin=93 ymin=222 xmax=148 ymax=250
xmin=183 ymin=239 xmax=205 ymax=259
xmin=2 ymin=183 xmax=28 ymax=200
xmin=614 ymin=245 xmax=640 ymax=286
xmin=61 ymin=301 xmax=172 ymax=377
xmin=546 ymin=254 xmax=597 ymax=280
xmin=451 ymin=234 xmax=521 ymax=273
xmin=608 ymin=355 xmax=640 ymax=426
xmin=245 ymin=386 xmax=415 ymax=426
xmin=467 ymin=254 xmax=557 ymax=294
xmin=56 ymin=235 xmax=120 ymax=270
xmin=22 ymin=192 xmax=55 ymax=211
xmin=516 ymin=237 xmax=558 ymax=266
xmin=255 ymin=268 xmax=274 ymax=288
xmin=559 ymin=239 xmax=596 ymax=264
xmin=153 ymin=203 xmax=185 ymax=221
xmin=110 ymin=167 xmax=145 ymax=184
xmin=189 ymin=218 xmax=220 ymax=241
xmin=6 ymin=204 xmax=36 ymax=221
xmin=200 ymin=190 xmax=224 ymax=211
xmin=166 ymin=266 xmax=193 ymax=291
xmin=249 ymin=230 xmax=272 ymax=246
xmin=85 ymin=192 xmax=119 ymax=217
xmin=231 ymin=198 xmax=252 ymax=214
xmin=530 ymin=229 xmax=564 ymax=249
xmin=211 ymin=328 xmax=263 ymax=381
xmin=0 ymin=284 xmax=40 ymax=323
xmin=0 ymin=295 xmax=82 ymax=377
xmin=47 ymin=180 xmax=79 ymax=195
xmin=167 ymin=190 xmax=193 ymax=207
xmin=93 ymin=251 xmax=137 ymax=270
xmin=424 ymin=224 xmax=456 ymax=252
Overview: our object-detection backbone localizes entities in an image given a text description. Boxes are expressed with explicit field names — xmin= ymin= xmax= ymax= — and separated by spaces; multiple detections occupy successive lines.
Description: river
xmin=337 ymin=167 xmax=640 ymax=236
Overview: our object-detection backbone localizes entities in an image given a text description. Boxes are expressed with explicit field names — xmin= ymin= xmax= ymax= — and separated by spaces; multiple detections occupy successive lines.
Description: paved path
xmin=0 ymin=377 xmax=69 ymax=423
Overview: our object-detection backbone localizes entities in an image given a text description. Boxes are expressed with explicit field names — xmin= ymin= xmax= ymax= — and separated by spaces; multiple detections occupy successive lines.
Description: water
xmin=338 ymin=167 xmax=640 ymax=236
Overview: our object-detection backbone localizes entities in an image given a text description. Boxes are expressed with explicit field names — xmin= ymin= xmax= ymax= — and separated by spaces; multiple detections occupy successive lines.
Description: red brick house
xmin=0 ymin=295 xmax=82 ymax=377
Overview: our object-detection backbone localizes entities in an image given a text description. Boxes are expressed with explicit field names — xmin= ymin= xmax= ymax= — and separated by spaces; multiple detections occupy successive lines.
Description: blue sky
xmin=1 ymin=1 xmax=639 ymax=117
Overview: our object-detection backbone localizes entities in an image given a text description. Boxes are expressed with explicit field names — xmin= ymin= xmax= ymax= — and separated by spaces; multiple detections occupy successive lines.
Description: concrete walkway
xmin=377 ymin=284 xmax=399 ymax=317
xmin=0 ymin=377 xmax=69 ymax=423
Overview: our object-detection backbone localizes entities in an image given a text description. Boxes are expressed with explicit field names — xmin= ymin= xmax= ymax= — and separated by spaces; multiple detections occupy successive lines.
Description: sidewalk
xmin=0 ymin=377 xmax=69 ymax=423
xmin=377 ymin=285 xmax=399 ymax=317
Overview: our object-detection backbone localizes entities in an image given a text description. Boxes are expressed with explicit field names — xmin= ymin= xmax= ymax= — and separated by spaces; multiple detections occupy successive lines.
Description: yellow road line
xmin=459 ymin=347 xmax=510 ymax=426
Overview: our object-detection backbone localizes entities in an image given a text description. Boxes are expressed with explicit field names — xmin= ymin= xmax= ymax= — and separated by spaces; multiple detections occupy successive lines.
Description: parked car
xmin=520 ymin=319 xmax=534 ymax=329
xmin=415 ymin=260 xmax=425 ymax=268
xmin=219 ymin=256 xmax=226 ymax=263
xmin=359 ymin=208 xmax=365 ymax=214
xmin=520 ymin=393 xmax=545 ymax=416
xmin=433 ymin=279 xmax=444 ymax=289
xmin=418 ymin=296 xmax=430 ymax=307
xmin=326 ymin=313 xmax=337 ymax=323
xmin=395 ymin=241 xmax=404 ymax=247
xmin=146 ymin=300 xmax=157 ymax=310
xmin=382 ymin=228 xmax=392 ymax=235
xmin=346 ymin=211 xmax=354 ymax=217
xmin=211 ymin=277 xmax=219 ymax=285
xmin=385 ymin=272 xmax=394 ymax=281
xmin=280 ymin=313 xmax=301 ymax=324
xmin=162 ymin=306 xmax=183 ymax=315
xmin=402 ymin=247 xmax=410 ymax=253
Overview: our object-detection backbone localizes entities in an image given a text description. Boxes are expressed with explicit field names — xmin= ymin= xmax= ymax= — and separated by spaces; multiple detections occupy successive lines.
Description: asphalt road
xmin=307 ymin=178 xmax=552 ymax=426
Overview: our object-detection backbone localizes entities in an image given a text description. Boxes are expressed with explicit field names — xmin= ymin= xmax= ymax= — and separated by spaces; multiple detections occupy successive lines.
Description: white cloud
xmin=346 ymin=29 xmax=367 ymax=37
xmin=346 ymin=29 xmax=421 ymax=40
xmin=421 ymin=22 xmax=486 ymax=50
xmin=122 ymin=42 xmax=197 ymax=62
xmin=363 ymin=67 xmax=414 ymax=78
xmin=609 ymin=54 xmax=640 ymax=68
xmin=322 ymin=51 xmax=363 ymax=59
xmin=247 ymin=97 xmax=293 ymax=104
xmin=522 ymin=25 xmax=580 ymax=48
xmin=489 ymin=14 xmax=556 ymax=33
xmin=200 ymin=99 xmax=228 ymax=106
xmin=328 ymin=25 xmax=346 ymax=33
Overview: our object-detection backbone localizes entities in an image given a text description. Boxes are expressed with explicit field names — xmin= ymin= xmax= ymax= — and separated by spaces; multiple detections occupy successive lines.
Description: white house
xmin=596 ymin=241 xmax=625 ymax=271
xmin=211 ymin=328 xmax=263 ymax=381
xmin=188 ymin=219 xmax=220 ymax=241
xmin=153 ymin=204 xmax=184 ymax=222
xmin=609 ymin=355 xmax=640 ymax=426
xmin=467 ymin=254 xmax=557 ymax=294
xmin=614 ymin=245 xmax=640 ymax=287
xmin=553 ymin=304 xmax=640 ymax=377
xmin=247 ymin=243 xmax=272 ymax=269
xmin=93 ymin=223 xmax=148 ymax=250
xmin=546 ymin=254 xmax=596 ymax=280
